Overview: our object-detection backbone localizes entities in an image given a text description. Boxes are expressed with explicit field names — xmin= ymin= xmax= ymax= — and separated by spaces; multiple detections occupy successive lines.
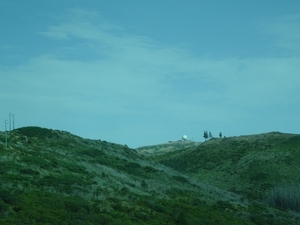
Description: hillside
xmin=137 ymin=140 xmax=201 ymax=156
xmin=0 ymin=127 xmax=299 ymax=224
xmin=155 ymin=132 xmax=300 ymax=214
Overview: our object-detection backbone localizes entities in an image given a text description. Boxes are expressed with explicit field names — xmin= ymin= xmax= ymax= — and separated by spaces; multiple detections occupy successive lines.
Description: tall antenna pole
xmin=12 ymin=114 xmax=15 ymax=130
xmin=9 ymin=113 xmax=12 ymax=131
xmin=4 ymin=120 xmax=8 ymax=149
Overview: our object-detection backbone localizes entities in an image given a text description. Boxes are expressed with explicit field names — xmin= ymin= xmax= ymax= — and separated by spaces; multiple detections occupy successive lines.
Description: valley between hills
xmin=0 ymin=126 xmax=299 ymax=224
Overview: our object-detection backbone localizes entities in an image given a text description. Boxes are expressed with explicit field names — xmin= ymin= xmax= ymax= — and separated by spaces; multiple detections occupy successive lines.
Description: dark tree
xmin=203 ymin=131 xmax=208 ymax=141
xmin=219 ymin=132 xmax=222 ymax=138
xmin=209 ymin=131 xmax=213 ymax=139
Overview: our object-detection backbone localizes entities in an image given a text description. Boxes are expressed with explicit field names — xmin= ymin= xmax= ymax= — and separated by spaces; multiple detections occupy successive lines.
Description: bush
xmin=63 ymin=163 xmax=88 ymax=174
xmin=266 ymin=184 xmax=300 ymax=212
xmin=0 ymin=189 xmax=17 ymax=205
xmin=78 ymin=148 xmax=105 ymax=158
xmin=20 ymin=168 xmax=40 ymax=176
xmin=172 ymin=175 xmax=190 ymax=184
xmin=0 ymin=199 xmax=9 ymax=214
xmin=19 ymin=156 xmax=52 ymax=169
xmin=14 ymin=126 xmax=54 ymax=138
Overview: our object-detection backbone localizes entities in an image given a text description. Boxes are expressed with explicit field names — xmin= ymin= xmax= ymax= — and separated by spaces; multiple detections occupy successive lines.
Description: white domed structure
xmin=182 ymin=135 xmax=187 ymax=141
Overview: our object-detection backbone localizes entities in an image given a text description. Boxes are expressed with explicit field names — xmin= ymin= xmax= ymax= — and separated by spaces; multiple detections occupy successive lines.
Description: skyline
xmin=1 ymin=1 xmax=300 ymax=148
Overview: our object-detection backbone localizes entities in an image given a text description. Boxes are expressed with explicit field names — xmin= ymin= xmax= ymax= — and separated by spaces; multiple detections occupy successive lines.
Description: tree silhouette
xmin=203 ymin=131 xmax=208 ymax=141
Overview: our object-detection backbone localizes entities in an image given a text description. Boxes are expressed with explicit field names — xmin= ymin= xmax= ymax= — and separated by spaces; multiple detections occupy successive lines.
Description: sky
xmin=1 ymin=1 xmax=300 ymax=148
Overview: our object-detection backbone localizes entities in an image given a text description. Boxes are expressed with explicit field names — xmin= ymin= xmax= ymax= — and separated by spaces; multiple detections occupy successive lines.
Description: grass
xmin=0 ymin=127 xmax=299 ymax=224
xmin=155 ymin=133 xmax=300 ymax=204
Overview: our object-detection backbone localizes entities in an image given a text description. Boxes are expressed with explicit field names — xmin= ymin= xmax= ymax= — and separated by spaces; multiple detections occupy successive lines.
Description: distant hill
xmin=0 ymin=127 xmax=299 ymax=224
xmin=155 ymin=132 xmax=300 ymax=213
xmin=136 ymin=140 xmax=201 ymax=156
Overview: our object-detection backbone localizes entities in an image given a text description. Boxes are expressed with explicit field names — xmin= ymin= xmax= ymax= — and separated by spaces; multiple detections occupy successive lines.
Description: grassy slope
xmin=0 ymin=127 xmax=298 ymax=224
xmin=136 ymin=140 xmax=201 ymax=156
xmin=155 ymin=132 xmax=300 ymax=206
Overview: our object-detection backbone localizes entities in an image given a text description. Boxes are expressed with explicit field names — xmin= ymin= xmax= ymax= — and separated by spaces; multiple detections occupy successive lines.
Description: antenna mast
xmin=4 ymin=120 xmax=8 ymax=149
xmin=12 ymin=114 xmax=15 ymax=130
xmin=9 ymin=113 xmax=12 ymax=131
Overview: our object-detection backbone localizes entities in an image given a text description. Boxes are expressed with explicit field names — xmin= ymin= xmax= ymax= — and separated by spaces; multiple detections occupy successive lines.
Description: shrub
xmin=172 ymin=175 xmax=190 ymax=184
xmin=63 ymin=163 xmax=88 ymax=174
xmin=0 ymin=188 xmax=17 ymax=205
xmin=20 ymin=168 xmax=40 ymax=176
xmin=266 ymin=184 xmax=300 ymax=212
xmin=78 ymin=148 xmax=105 ymax=158
xmin=0 ymin=199 xmax=9 ymax=214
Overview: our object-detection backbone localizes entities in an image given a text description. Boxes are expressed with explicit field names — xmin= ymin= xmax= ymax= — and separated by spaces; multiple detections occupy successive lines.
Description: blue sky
xmin=1 ymin=1 xmax=300 ymax=148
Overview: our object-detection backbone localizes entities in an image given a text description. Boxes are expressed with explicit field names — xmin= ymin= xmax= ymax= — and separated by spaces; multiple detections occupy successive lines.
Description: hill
xmin=154 ymin=132 xmax=300 ymax=214
xmin=0 ymin=127 xmax=299 ymax=224
xmin=136 ymin=140 xmax=201 ymax=156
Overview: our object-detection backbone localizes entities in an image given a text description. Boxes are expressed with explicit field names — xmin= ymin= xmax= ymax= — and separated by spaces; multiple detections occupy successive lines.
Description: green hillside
xmin=155 ymin=132 xmax=300 ymax=213
xmin=0 ymin=127 xmax=299 ymax=224
xmin=137 ymin=140 xmax=201 ymax=156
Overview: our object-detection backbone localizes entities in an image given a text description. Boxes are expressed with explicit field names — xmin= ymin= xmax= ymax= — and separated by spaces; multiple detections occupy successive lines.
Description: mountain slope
xmin=137 ymin=140 xmax=201 ymax=156
xmin=155 ymin=132 xmax=300 ymax=213
xmin=0 ymin=127 xmax=299 ymax=224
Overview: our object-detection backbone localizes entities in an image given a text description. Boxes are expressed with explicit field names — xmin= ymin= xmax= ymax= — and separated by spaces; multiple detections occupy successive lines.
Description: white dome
xmin=182 ymin=135 xmax=187 ymax=140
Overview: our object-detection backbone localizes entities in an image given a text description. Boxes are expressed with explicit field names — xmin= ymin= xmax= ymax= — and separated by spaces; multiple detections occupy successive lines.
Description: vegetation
xmin=137 ymin=140 xmax=200 ymax=156
xmin=203 ymin=130 xmax=208 ymax=141
xmin=266 ymin=184 xmax=300 ymax=212
xmin=155 ymin=132 xmax=300 ymax=212
xmin=0 ymin=127 xmax=299 ymax=224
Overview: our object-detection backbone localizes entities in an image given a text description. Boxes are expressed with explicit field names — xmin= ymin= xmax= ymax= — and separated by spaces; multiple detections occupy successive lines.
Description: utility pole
xmin=4 ymin=120 xmax=8 ymax=149
xmin=12 ymin=114 xmax=15 ymax=130
xmin=9 ymin=113 xmax=12 ymax=131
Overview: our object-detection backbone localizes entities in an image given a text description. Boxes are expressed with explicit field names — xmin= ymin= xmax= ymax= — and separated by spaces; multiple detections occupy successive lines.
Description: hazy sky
xmin=1 ymin=1 xmax=300 ymax=148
